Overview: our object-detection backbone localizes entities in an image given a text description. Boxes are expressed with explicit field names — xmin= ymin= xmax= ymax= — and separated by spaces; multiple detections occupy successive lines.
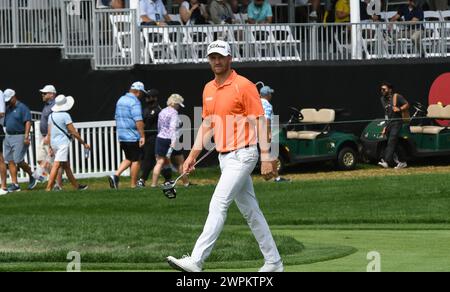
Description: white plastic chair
xmin=110 ymin=14 xmax=133 ymax=58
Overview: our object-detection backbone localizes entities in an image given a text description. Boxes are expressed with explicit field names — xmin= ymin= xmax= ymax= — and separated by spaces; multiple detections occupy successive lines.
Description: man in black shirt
xmin=379 ymin=82 xmax=409 ymax=169
xmin=137 ymin=89 xmax=161 ymax=187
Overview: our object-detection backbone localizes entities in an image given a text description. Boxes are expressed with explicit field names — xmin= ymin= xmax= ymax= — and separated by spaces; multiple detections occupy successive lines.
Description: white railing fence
xmin=0 ymin=0 xmax=63 ymax=46
xmin=1 ymin=1 xmax=450 ymax=68
xmin=18 ymin=120 xmax=126 ymax=183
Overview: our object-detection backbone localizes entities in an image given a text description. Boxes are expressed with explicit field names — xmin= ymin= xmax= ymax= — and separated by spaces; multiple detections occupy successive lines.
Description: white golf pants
xmin=191 ymin=145 xmax=282 ymax=266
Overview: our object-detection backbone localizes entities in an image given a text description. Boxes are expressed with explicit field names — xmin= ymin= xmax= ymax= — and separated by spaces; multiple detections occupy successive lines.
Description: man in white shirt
xmin=0 ymin=90 xmax=8 ymax=195
xmin=139 ymin=0 xmax=173 ymax=25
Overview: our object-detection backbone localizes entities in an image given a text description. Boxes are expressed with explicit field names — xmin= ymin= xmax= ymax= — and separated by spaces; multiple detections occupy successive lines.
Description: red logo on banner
xmin=428 ymin=73 xmax=450 ymax=127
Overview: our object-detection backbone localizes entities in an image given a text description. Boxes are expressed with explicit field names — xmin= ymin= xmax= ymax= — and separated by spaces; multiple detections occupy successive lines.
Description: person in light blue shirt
xmin=47 ymin=95 xmax=90 ymax=192
xmin=140 ymin=0 xmax=173 ymax=26
xmin=260 ymin=85 xmax=289 ymax=183
xmin=109 ymin=81 xmax=146 ymax=190
xmin=247 ymin=0 xmax=273 ymax=24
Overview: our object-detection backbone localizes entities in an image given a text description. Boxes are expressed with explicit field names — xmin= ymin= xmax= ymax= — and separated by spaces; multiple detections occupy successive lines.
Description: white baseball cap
xmin=40 ymin=85 xmax=57 ymax=94
xmin=167 ymin=94 xmax=185 ymax=108
xmin=51 ymin=95 xmax=75 ymax=112
xmin=130 ymin=81 xmax=148 ymax=94
xmin=3 ymin=89 xmax=16 ymax=102
xmin=207 ymin=40 xmax=231 ymax=57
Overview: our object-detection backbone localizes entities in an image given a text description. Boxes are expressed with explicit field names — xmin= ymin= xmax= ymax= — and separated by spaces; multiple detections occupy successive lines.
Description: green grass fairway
xmin=0 ymin=170 xmax=450 ymax=271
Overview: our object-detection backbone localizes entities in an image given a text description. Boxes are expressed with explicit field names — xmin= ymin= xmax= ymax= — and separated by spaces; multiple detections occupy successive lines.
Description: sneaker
xmin=274 ymin=177 xmax=290 ymax=182
xmin=378 ymin=160 xmax=389 ymax=168
xmin=78 ymin=185 xmax=88 ymax=191
xmin=137 ymin=178 xmax=145 ymax=188
xmin=395 ymin=162 xmax=407 ymax=169
xmin=7 ymin=184 xmax=21 ymax=192
xmin=108 ymin=175 xmax=119 ymax=189
xmin=258 ymin=261 xmax=284 ymax=272
xmin=309 ymin=11 xmax=318 ymax=18
xmin=53 ymin=184 xmax=62 ymax=192
xmin=167 ymin=255 xmax=202 ymax=272
xmin=28 ymin=176 xmax=38 ymax=190
xmin=0 ymin=189 xmax=8 ymax=196
xmin=37 ymin=175 xmax=46 ymax=183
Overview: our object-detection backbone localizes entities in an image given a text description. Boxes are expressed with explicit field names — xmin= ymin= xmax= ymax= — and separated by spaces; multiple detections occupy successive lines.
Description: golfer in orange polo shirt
xmin=167 ymin=40 xmax=283 ymax=272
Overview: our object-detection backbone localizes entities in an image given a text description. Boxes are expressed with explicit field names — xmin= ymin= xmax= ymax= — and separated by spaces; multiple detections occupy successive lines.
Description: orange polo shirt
xmin=202 ymin=70 xmax=264 ymax=153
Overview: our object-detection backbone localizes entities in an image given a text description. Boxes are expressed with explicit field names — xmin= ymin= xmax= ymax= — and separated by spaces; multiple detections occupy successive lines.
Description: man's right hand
xmin=139 ymin=137 xmax=145 ymax=148
xmin=183 ymin=156 xmax=197 ymax=174
xmin=381 ymin=127 xmax=386 ymax=136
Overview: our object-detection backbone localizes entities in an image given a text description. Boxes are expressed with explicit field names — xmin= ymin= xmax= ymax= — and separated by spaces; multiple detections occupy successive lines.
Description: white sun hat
xmin=51 ymin=95 xmax=75 ymax=112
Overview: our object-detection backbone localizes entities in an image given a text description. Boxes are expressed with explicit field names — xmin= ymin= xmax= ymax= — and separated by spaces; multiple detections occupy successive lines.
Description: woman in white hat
xmin=46 ymin=95 xmax=91 ymax=191
xmin=151 ymin=94 xmax=190 ymax=187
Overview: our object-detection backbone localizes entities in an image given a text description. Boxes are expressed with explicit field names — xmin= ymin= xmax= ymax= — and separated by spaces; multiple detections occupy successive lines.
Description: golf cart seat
xmin=287 ymin=109 xmax=335 ymax=140
xmin=410 ymin=104 xmax=449 ymax=134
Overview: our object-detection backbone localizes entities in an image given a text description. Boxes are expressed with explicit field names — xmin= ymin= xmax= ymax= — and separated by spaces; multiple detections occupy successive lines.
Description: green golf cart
xmin=274 ymin=107 xmax=360 ymax=173
xmin=361 ymin=102 xmax=450 ymax=163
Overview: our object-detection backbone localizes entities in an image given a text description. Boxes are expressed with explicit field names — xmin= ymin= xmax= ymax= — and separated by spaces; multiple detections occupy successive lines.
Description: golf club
xmin=162 ymin=146 xmax=216 ymax=199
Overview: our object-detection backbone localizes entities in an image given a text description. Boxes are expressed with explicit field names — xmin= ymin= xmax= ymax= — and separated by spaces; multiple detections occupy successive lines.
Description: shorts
xmin=155 ymin=137 xmax=171 ymax=157
xmin=36 ymin=136 xmax=51 ymax=162
xmin=3 ymin=134 xmax=28 ymax=164
xmin=53 ymin=144 xmax=70 ymax=162
xmin=120 ymin=141 xmax=142 ymax=162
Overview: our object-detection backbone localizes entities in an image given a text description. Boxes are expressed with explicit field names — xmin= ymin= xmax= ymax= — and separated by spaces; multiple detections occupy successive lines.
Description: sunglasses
xmin=380 ymin=88 xmax=388 ymax=91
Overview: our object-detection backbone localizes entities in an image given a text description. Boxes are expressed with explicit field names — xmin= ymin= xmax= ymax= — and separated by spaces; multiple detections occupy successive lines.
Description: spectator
xmin=46 ymin=95 xmax=90 ymax=192
xmin=209 ymin=0 xmax=235 ymax=24
xmin=247 ymin=0 xmax=273 ymax=24
xmin=35 ymin=85 xmax=62 ymax=189
xmin=260 ymin=85 xmax=289 ymax=182
xmin=180 ymin=0 xmax=209 ymax=24
xmin=389 ymin=0 xmax=424 ymax=51
xmin=140 ymin=0 xmax=178 ymax=26
xmin=109 ymin=82 xmax=146 ymax=189
xmin=0 ymin=90 xmax=8 ymax=195
xmin=151 ymin=94 xmax=188 ymax=187
xmin=378 ymin=82 xmax=409 ymax=169
xmin=335 ymin=0 xmax=350 ymax=23
xmin=137 ymin=89 xmax=161 ymax=188
xmin=2 ymin=89 xmax=37 ymax=192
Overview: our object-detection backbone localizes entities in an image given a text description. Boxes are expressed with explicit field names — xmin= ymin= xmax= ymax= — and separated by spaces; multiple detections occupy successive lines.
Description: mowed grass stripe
xmin=0 ymin=172 xmax=449 ymax=270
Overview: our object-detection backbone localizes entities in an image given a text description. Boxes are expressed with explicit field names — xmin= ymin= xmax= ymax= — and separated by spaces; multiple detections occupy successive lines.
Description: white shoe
xmin=395 ymin=162 xmax=407 ymax=169
xmin=378 ymin=160 xmax=389 ymax=168
xmin=258 ymin=261 xmax=284 ymax=272
xmin=0 ymin=188 xmax=8 ymax=196
xmin=167 ymin=255 xmax=202 ymax=272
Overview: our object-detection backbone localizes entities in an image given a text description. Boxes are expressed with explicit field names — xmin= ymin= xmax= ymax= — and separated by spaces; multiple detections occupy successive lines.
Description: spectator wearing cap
xmin=151 ymin=93 xmax=190 ymax=187
xmin=109 ymin=82 xmax=146 ymax=189
xmin=35 ymin=85 xmax=63 ymax=188
xmin=137 ymin=89 xmax=162 ymax=187
xmin=46 ymin=95 xmax=90 ymax=192
xmin=260 ymin=85 xmax=289 ymax=183
xmin=3 ymin=89 xmax=37 ymax=192
xmin=0 ymin=91 xmax=8 ymax=195
xmin=247 ymin=0 xmax=273 ymax=24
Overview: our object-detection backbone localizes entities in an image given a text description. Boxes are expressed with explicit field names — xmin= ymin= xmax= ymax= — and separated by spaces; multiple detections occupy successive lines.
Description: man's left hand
xmin=393 ymin=106 xmax=401 ymax=112
xmin=24 ymin=137 xmax=30 ymax=146
xmin=261 ymin=161 xmax=275 ymax=181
